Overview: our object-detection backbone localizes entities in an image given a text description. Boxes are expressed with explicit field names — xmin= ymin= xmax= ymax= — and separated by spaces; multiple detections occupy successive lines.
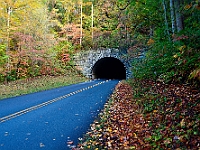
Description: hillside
xmin=74 ymin=79 xmax=200 ymax=150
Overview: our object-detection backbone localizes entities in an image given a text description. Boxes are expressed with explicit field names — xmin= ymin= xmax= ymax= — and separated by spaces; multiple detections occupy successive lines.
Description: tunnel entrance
xmin=92 ymin=57 xmax=126 ymax=80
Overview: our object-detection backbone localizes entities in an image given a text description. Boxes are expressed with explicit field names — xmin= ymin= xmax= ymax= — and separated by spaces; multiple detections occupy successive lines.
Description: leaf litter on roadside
xmin=74 ymin=79 xmax=200 ymax=150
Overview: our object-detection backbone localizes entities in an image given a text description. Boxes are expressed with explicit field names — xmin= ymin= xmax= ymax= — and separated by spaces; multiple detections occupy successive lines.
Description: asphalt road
xmin=0 ymin=79 xmax=120 ymax=150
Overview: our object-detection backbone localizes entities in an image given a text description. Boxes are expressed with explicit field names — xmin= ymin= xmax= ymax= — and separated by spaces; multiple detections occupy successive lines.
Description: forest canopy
xmin=0 ymin=0 xmax=199 ymax=86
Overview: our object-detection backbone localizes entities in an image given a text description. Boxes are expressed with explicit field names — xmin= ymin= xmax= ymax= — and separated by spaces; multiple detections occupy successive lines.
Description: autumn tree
xmin=131 ymin=0 xmax=200 ymax=84
xmin=0 ymin=0 xmax=57 ymax=81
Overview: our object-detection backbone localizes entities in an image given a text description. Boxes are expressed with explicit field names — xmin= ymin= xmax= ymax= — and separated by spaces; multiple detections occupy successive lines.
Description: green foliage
xmin=0 ymin=44 xmax=7 ymax=67
xmin=0 ymin=44 xmax=8 ymax=82
xmin=133 ymin=32 xmax=200 ymax=84
xmin=6 ymin=70 xmax=18 ymax=82
xmin=93 ymin=35 xmax=118 ymax=49
xmin=132 ymin=40 xmax=176 ymax=81
xmin=81 ymin=31 xmax=93 ymax=50
xmin=133 ymin=33 xmax=200 ymax=84
xmin=131 ymin=0 xmax=200 ymax=86
xmin=50 ymin=41 xmax=75 ymax=68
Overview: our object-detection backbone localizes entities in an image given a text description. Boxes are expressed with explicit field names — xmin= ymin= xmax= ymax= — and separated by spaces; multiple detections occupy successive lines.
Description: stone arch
xmin=91 ymin=57 xmax=126 ymax=80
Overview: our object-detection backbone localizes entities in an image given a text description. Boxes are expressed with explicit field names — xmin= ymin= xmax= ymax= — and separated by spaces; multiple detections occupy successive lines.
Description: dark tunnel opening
xmin=92 ymin=57 xmax=126 ymax=80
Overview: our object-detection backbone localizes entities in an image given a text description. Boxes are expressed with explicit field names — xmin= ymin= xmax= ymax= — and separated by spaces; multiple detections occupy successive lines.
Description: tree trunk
xmin=6 ymin=6 xmax=12 ymax=73
xmin=170 ymin=0 xmax=176 ymax=34
xmin=6 ymin=7 xmax=11 ymax=53
xmin=80 ymin=0 xmax=83 ymax=47
xmin=91 ymin=3 xmax=94 ymax=41
xmin=162 ymin=0 xmax=170 ymax=40
xmin=174 ymin=0 xmax=184 ymax=32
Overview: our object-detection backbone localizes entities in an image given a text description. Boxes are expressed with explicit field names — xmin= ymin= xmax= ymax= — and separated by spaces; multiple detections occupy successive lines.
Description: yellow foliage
xmin=178 ymin=45 xmax=186 ymax=52
xmin=189 ymin=68 xmax=200 ymax=80
xmin=180 ymin=119 xmax=185 ymax=127
xmin=173 ymin=54 xmax=178 ymax=58
xmin=133 ymin=132 xmax=137 ymax=138
xmin=84 ymin=2 xmax=92 ymax=6
xmin=184 ymin=4 xmax=192 ymax=10
xmin=153 ymin=110 xmax=158 ymax=113
xmin=107 ymin=127 xmax=112 ymax=132
xmin=147 ymin=38 xmax=154 ymax=46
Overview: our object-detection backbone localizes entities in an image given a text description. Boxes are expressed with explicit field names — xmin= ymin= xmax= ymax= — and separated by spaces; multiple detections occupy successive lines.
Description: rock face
xmin=73 ymin=48 xmax=144 ymax=79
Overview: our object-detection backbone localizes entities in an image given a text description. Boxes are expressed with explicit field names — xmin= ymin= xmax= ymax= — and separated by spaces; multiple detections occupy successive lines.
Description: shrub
xmin=132 ymin=31 xmax=200 ymax=86
xmin=0 ymin=44 xmax=7 ymax=67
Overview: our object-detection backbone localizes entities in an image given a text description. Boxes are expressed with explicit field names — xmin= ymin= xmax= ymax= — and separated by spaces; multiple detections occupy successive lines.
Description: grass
xmin=0 ymin=74 xmax=87 ymax=100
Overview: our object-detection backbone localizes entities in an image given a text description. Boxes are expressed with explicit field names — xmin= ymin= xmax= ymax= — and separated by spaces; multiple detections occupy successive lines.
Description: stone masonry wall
xmin=73 ymin=48 xmax=133 ymax=79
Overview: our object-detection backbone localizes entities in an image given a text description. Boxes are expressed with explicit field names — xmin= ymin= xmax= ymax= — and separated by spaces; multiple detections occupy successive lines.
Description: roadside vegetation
xmin=0 ymin=72 xmax=87 ymax=100
xmin=74 ymin=80 xmax=199 ymax=149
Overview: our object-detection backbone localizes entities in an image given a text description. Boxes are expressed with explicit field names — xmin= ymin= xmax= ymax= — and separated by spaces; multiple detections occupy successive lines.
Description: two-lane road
xmin=0 ymin=79 xmax=119 ymax=150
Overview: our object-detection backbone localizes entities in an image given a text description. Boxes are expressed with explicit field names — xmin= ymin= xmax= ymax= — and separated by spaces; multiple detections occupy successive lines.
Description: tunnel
xmin=91 ymin=57 xmax=126 ymax=80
